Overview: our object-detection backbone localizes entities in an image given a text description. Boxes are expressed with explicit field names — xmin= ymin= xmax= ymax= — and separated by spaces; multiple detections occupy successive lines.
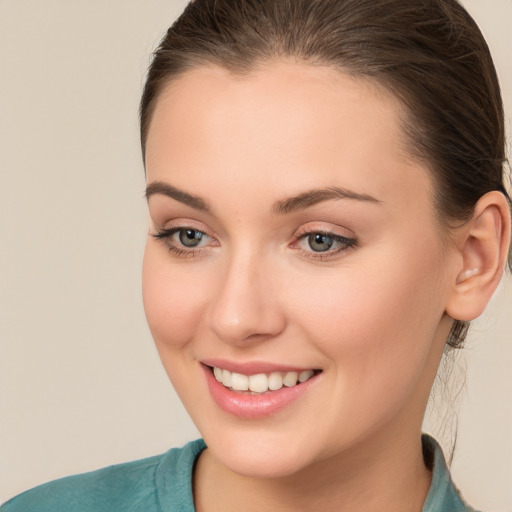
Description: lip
xmin=201 ymin=358 xmax=316 ymax=375
xmin=201 ymin=362 xmax=321 ymax=419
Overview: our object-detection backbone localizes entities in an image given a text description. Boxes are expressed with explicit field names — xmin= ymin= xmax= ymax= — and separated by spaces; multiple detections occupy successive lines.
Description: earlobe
xmin=446 ymin=191 xmax=511 ymax=322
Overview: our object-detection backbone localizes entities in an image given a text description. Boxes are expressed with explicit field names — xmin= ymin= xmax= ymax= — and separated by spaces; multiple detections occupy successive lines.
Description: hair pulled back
xmin=140 ymin=0 xmax=512 ymax=349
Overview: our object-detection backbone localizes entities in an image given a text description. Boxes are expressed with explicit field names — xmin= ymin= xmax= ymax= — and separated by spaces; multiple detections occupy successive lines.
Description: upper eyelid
xmin=153 ymin=220 xmax=216 ymax=237
xmin=294 ymin=231 xmax=357 ymax=246
xmin=296 ymin=228 xmax=349 ymax=237
xmin=156 ymin=226 xmax=212 ymax=240
xmin=293 ymin=223 xmax=355 ymax=239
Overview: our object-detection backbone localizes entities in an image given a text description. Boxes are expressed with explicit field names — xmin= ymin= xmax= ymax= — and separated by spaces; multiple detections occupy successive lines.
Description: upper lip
xmin=201 ymin=358 xmax=320 ymax=375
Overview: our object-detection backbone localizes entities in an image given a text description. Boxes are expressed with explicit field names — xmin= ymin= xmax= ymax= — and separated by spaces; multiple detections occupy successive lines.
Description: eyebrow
xmin=272 ymin=186 xmax=382 ymax=215
xmin=145 ymin=181 xmax=381 ymax=215
xmin=145 ymin=181 xmax=212 ymax=213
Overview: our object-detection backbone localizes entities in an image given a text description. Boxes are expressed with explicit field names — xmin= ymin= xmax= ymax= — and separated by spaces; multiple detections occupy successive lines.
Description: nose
xmin=206 ymin=250 xmax=286 ymax=344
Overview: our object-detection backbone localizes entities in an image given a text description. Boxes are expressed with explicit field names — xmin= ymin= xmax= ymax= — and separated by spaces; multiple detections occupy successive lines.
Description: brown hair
xmin=140 ymin=0 xmax=512 ymax=349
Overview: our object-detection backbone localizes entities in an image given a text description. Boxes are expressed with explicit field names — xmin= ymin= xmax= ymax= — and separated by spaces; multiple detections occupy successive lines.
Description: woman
xmin=2 ymin=0 xmax=511 ymax=511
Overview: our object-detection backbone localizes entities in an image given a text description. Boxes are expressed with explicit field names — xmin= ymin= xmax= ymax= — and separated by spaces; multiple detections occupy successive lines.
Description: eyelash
xmin=152 ymin=227 xmax=357 ymax=260
xmin=152 ymin=227 xmax=214 ymax=258
xmin=293 ymin=231 xmax=357 ymax=260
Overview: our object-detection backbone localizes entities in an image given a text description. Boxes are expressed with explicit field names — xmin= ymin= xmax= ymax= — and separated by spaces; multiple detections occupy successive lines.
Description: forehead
xmin=145 ymin=61 xmax=433 ymax=216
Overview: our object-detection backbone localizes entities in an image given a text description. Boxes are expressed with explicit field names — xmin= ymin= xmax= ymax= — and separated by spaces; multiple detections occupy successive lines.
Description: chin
xmin=216 ymin=447 xmax=312 ymax=479
xmin=201 ymin=426 xmax=321 ymax=479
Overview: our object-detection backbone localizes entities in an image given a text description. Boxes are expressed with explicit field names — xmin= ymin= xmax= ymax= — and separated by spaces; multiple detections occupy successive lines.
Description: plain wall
xmin=0 ymin=1 xmax=510 ymax=510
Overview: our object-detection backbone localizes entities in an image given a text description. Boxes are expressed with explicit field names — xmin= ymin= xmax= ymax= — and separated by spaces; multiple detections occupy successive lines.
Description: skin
xmin=142 ymin=62 xmax=510 ymax=511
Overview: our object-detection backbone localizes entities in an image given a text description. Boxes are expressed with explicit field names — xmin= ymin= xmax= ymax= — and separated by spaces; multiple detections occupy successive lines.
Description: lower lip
xmin=202 ymin=365 xmax=320 ymax=419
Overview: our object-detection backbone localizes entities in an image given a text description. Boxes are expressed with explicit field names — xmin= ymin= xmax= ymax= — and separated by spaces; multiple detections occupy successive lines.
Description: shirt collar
xmin=158 ymin=436 xmax=477 ymax=511
xmin=421 ymin=434 xmax=477 ymax=512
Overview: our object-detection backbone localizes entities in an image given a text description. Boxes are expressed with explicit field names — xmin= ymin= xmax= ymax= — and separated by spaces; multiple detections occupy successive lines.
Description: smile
xmin=202 ymin=361 xmax=323 ymax=418
xmin=212 ymin=367 xmax=317 ymax=394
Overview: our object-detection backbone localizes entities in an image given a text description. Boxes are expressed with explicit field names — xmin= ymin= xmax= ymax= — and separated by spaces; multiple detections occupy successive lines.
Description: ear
xmin=445 ymin=191 xmax=511 ymax=322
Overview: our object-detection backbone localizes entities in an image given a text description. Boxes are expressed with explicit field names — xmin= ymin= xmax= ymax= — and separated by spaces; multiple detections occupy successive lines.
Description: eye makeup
xmin=152 ymin=226 xmax=216 ymax=257
xmin=152 ymin=224 xmax=357 ymax=262
xmin=292 ymin=230 xmax=357 ymax=261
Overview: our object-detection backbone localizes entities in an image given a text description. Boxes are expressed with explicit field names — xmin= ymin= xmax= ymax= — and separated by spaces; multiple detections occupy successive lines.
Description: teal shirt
xmin=1 ymin=435 xmax=478 ymax=511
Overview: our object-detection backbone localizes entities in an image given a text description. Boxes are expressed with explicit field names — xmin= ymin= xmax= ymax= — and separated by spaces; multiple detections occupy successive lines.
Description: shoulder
xmin=1 ymin=454 xmax=163 ymax=512
xmin=1 ymin=439 xmax=206 ymax=512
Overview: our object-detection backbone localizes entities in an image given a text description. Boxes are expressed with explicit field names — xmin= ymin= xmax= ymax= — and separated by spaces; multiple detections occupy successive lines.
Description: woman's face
xmin=142 ymin=62 xmax=457 ymax=478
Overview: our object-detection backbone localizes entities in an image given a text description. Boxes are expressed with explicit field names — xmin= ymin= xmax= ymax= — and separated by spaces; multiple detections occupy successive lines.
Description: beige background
xmin=0 ymin=0 xmax=511 ymax=510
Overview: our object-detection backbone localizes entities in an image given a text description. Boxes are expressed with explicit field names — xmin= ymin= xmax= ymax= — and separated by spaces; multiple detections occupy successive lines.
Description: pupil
xmin=179 ymin=229 xmax=202 ymax=247
xmin=308 ymin=233 xmax=333 ymax=252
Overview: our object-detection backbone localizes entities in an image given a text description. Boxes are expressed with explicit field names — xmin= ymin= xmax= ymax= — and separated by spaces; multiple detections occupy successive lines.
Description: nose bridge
xmin=207 ymin=243 xmax=285 ymax=343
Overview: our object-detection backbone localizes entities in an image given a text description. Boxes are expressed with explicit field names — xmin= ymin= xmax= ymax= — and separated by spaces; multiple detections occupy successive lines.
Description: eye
xmin=307 ymin=233 xmax=335 ymax=252
xmin=152 ymin=226 xmax=215 ymax=256
xmin=294 ymin=229 xmax=357 ymax=259
xmin=178 ymin=229 xmax=205 ymax=248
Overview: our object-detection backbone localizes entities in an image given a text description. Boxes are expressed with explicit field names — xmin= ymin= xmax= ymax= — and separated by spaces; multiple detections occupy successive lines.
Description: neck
xmin=193 ymin=426 xmax=432 ymax=512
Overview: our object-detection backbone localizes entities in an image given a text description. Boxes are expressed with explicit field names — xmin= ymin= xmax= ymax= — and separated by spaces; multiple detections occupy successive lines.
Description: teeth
xmin=283 ymin=371 xmax=298 ymax=387
xmin=249 ymin=373 xmax=268 ymax=393
xmin=213 ymin=367 xmax=317 ymax=394
xmin=268 ymin=372 xmax=283 ymax=391
xmin=299 ymin=369 xmax=314 ymax=383
xmin=221 ymin=369 xmax=232 ymax=388
xmin=231 ymin=372 xmax=249 ymax=391
xmin=213 ymin=367 xmax=223 ymax=382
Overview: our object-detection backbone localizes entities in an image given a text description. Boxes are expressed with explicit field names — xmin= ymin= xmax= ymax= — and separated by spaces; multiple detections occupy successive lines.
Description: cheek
xmin=294 ymin=260 xmax=442 ymax=342
xmin=287 ymin=242 xmax=447 ymax=399
xmin=141 ymin=242 xmax=214 ymax=412
xmin=142 ymin=242 xmax=209 ymax=351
